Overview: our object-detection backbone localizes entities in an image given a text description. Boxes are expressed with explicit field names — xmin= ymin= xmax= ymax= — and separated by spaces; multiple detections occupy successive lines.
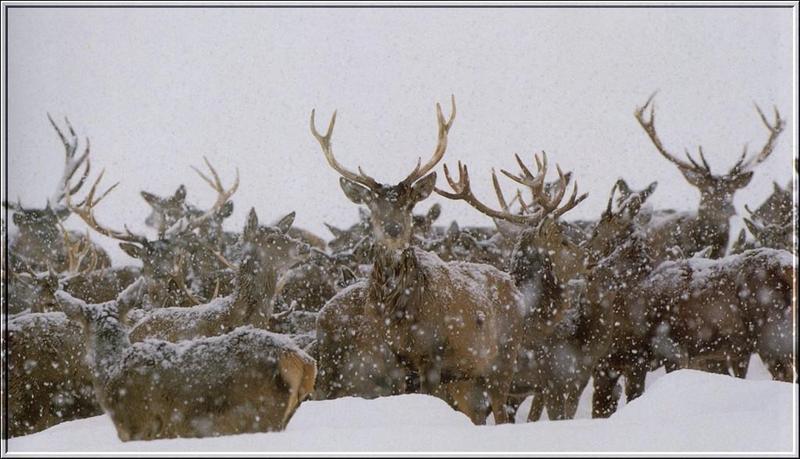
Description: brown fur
xmin=57 ymin=290 xmax=316 ymax=441
xmin=4 ymin=312 xmax=101 ymax=438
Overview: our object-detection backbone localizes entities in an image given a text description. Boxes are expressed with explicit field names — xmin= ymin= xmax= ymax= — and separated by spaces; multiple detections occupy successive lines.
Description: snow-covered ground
xmin=7 ymin=362 xmax=796 ymax=454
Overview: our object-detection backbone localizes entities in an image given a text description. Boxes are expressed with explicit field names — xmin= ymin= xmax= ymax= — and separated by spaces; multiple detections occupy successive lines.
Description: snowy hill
xmin=7 ymin=369 xmax=796 ymax=454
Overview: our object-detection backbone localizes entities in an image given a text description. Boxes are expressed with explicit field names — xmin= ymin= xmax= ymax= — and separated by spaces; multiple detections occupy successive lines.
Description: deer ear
xmin=325 ymin=223 xmax=344 ymax=238
xmin=119 ymin=242 xmax=143 ymax=259
xmin=447 ymin=221 xmax=460 ymax=237
xmin=339 ymin=178 xmax=373 ymax=204
xmin=727 ymin=171 xmax=754 ymax=190
xmin=53 ymin=206 xmax=71 ymax=221
xmin=274 ymin=211 xmax=296 ymax=233
xmin=410 ymin=173 xmax=437 ymax=203
xmin=174 ymin=184 xmax=187 ymax=202
xmin=679 ymin=169 xmax=711 ymax=188
xmin=427 ymin=203 xmax=442 ymax=221
xmin=244 ymin=208 xmax=259 ymax=237
xmin=642 ymin=181 xmax=658 ymax=200
xmin=140 ymin=191 xmax=160 ymax=206
xmin=615 ymin=178 xmax=632 ymax=199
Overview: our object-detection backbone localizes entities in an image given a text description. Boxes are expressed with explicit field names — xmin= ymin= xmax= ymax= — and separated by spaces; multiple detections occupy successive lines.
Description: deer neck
xmin=232 ymin=253 xmax=278 ymax=325
xmin=368 ymin=246 xmax=427 ymax=323
xmin=87 ymin=311 xmax=131 ymax=384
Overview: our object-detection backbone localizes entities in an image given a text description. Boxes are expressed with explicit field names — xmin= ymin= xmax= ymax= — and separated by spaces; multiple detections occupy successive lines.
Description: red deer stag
xmin=437 ymin=153 xmax=600 ymax=422
xmin=4 ymin=116 xmax=110 ymax=273
xmin=311 ymin=97 xmax=527 ymax=424
xmin=634 ymin=94 xmax=784 ymax=262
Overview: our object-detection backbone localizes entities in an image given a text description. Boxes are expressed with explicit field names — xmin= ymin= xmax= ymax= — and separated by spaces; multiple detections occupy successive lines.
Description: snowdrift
xmin=6 ymin=369 xmax=796 ymax=454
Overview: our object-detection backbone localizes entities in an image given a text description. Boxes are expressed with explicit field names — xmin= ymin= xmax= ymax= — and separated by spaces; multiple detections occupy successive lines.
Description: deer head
xmin=635 ymin=94 xmax=784 ymax=219
xmin=4 ymin=115 xmax=91 ymax=247
xmin=583 ymin=179 xmax=658 ymax=267
xmin=436 ymin=152 xmax=588 ymax=282
xmin=140 ymin=184 xmax=194 ymax=233
xmin=311 ymin=96 xmax=456 ymax=251
xmin=239 ymin=208 xmax=311 ymax=274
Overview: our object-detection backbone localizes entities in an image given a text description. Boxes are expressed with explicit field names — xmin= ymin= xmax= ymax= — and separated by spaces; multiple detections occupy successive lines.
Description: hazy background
xmin=5 ymin=7 xmax=795 ymax=265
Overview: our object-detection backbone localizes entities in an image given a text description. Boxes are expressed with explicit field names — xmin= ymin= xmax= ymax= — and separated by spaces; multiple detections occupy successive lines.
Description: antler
xmin=165 ymin=157 xmax=239 ymax=236
xmin=65 ymin=169 xmax=148 ymax=244
xmin=500 ymin=152 xmax=588 ymax=222
xmin=400 ymin=95 xmax=457 ymax=186
xmin=435 ymin=161 xmax=547 ymax=225
xmin=635 ymin=93 xmax=713 ymax=177
xmin=310 ymin=109 xmax=381 ymax=190
xmin=48 ymin=114 xmax=92 ymax=208
xmin=727 ymin=104 xmax=784 ymax=176
xmin=59 ymin=223 xmax=98 ymax=275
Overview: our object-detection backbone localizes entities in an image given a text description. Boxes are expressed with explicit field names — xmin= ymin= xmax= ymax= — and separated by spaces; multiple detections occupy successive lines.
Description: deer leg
xmin=441 ymin=380 xmax=488 ymax=425
xmin=527 ymin=388 xmax=545 ymax=422
xmin=592 ymin=365 xmax=621 ymax=418
xmin=730 ymin=354 xmax=750 ymax=379
xmin=625 ymin=364 xmax=647 ymax=403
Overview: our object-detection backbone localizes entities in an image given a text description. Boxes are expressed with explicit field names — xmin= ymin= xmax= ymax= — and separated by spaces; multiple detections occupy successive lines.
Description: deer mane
xmin=368 ymin=247 xmax=428 ymax=322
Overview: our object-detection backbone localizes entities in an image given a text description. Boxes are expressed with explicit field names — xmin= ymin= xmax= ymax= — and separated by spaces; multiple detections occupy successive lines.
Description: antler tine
xmin=635 ymin=93 xmax=709 ymax=176
xmin=730 ymin=104 xmax=785 ymax=175
xmin=167 ymin=158 xmax=239 ymax=236
xmin=65 ymin=169 xmax=146 ymax=244
xmin=551 ymin=180 xmax=589 ymax=221
xmin=435 ymin=162 xmax=545 ymax=226
xmin=401 ymin=94 xmax=457 ymax=186
xmin=491 ymin=168 xmax=511 ymax=213
xmin=311 ymin=109 xmax=381 ymax=190
xmin=47 ymin=115 xmax=92 ymax=206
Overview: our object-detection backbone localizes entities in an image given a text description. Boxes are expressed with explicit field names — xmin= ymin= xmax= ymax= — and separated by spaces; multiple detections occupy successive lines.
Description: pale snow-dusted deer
xmin=634 ymin=94 xmax=784 ymax=262
xmin=55 ymin=283 xmax=317 ymax=441
xmin=436 ymin=152 xmax=600 ymax=422
xmin=128 ymin=208 xmax=310 ymax=342
xmin=4 ymin=116 xmax=110 ymax=273
xmin=311 ymin=96 xmax=527 ymax=424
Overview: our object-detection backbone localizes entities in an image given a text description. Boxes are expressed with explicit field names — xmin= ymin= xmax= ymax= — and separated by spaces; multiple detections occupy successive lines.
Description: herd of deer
xmin=2 ymin=95 xmax=796 ymax=441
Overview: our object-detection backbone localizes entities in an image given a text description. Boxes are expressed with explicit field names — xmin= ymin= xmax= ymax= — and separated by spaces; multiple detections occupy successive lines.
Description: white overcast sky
xmin=4 ymin=6 xmax=796 ymax=264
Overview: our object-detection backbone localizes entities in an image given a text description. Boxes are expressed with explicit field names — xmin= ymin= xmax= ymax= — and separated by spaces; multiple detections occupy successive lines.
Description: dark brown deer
xmin=584 ymin=183 xmax=795 ymax=418
xmin=4 ymin=115 xmax=110 ymax=273
xmin=311 ymin=97 xmax=526 ymax=424
xmin=436 ymin=153 xmax=596 ymax=422
xmin=581 ymin=181 xmax=663 ymax=418
xmin=634 ymin=94 xmax=784 ymax=262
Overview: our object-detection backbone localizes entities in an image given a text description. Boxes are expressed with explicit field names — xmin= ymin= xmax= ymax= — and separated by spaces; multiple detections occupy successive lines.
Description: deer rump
xmin=643 ymin=247 xmax=794 ymax=380
xmin=98 ymin=327 xmax=316 ymax=441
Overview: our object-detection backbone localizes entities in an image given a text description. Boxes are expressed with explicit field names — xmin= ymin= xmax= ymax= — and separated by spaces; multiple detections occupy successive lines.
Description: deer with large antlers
xmin=311 ymin=97 xmax=527 ymax=424
xmin=634 ymin=94 xmax=785 ymax=262
xmin=4 ymin=116 xmax=110 ymax=275
xmin=437 ymin=152 xmax=601 ymax=422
